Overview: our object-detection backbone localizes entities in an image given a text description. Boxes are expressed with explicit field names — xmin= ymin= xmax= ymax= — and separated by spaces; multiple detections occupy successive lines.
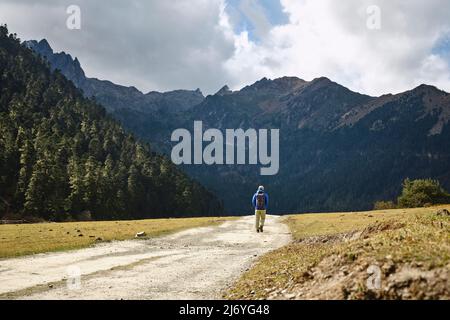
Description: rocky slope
xmin=24 ymin=39 xmax=204 ymax=114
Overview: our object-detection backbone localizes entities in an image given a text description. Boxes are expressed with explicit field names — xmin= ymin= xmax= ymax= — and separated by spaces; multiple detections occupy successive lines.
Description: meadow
xmin=0 ymin=216 xmax=234 ymax=258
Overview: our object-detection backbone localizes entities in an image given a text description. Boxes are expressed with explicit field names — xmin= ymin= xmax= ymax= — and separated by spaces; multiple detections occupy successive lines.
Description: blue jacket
xmin=252 ymin=191 xmax=269 ymax=210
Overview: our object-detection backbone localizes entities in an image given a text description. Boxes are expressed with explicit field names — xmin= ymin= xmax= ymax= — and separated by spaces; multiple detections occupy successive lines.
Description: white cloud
xmin=225 ymin=0 xmax=450 ymax=95
xmin=0 ymin=0 xmax=449 ymax=95
xmin=0 ymin=0 xmax=235 ymax=94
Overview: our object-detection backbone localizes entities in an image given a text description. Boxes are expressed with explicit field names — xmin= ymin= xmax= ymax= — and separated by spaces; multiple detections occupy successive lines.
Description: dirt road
xmin=0 ymin=215 xmax=290 ymax=300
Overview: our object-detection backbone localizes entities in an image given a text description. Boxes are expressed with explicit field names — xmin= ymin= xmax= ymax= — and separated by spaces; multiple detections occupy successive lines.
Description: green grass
xmin=0 ymin=216 xmax=235 ymax=259
xmin=226 ymin=206 xmax=450 ymax=299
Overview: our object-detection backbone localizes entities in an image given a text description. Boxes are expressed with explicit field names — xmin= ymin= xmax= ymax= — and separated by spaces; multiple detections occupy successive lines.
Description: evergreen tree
xmin=398 ymin=178 xmax=450 ymax=208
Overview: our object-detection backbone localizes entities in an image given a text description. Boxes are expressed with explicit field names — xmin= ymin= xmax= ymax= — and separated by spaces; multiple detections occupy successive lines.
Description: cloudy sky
xmin=1 ymin=0 xmax=450 ymax=96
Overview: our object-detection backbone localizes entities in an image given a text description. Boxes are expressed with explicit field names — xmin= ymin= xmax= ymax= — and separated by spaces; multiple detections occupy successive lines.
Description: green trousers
xmin=255 ymin=210 xmax=266 ymax=230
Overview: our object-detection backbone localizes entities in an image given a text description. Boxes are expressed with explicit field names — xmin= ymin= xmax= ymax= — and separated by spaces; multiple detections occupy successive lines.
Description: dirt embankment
xmin=266 ymin=220 xmax=449 ymax=300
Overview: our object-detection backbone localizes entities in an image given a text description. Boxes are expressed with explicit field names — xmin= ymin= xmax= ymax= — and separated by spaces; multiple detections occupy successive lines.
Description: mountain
xmin=26 ymin=38 xmax=450 ymax=214
xmin=0 ymin=26 xmax=223 ymax=221
xmin=23 ymin=39 xmax=205 ymax=114
xmin=24 ymin=39 xmax=205 ymax=154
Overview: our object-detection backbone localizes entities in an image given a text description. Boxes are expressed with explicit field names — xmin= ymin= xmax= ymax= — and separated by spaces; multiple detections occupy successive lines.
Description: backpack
xmin=256 ymin=193 xmax=266 ymax=210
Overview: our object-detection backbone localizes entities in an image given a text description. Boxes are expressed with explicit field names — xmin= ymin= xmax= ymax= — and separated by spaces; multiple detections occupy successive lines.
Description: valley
xmin=25 ymin=39 xmax=450 ymax=215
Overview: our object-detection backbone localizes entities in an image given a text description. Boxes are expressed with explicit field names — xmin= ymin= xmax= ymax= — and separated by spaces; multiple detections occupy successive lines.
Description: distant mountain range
xmin=24 ymin=39 xmax=205 ymax=114
xmin=26 ymin=39 xmax=450 ymax=214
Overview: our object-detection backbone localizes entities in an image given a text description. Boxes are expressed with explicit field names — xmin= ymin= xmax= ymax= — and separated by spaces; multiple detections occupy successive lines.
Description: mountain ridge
xmin=24 ymin=39 xmax=205 ymax=114
xmin=25 ymin=38 xmax=450 ymax=214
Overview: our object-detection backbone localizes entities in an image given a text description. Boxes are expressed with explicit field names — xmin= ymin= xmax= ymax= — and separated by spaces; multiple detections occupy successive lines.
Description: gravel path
xmin=0 ymin=215 xmax=291 ymax=300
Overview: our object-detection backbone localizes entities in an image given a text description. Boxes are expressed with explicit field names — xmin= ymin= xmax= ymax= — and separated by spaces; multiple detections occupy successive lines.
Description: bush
xmin=373 ymin=201 xmax=396 ymax=210
xmin=397 ymin=178 xmax=450 ymax=208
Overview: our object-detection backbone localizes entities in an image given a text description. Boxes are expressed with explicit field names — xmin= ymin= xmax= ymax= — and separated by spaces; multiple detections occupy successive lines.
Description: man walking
xmin=252 ymin=186 xmax=268 ymax=233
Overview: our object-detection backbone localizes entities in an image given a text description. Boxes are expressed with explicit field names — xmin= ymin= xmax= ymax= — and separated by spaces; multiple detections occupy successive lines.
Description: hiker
xmin=252 ymin=186 xmax=268 ymax=233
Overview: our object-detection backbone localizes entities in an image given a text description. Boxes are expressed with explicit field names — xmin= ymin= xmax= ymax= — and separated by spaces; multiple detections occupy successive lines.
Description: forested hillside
xmin=0 ymin=25 xmax=223 ymax=221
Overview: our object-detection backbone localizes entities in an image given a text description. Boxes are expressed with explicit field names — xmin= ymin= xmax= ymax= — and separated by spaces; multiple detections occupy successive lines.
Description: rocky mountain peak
xmin=215 ymin=85 xmax=232 ymax=96
xmin=241 ymin=76 xmax=306 ymax=95
xmin=24 ymin=39 xmax=53 ymax=57
xmin=409 ymin=83 xmax=444 ymax=95
xmin=25 ymin=39 xmax=86 ymax=86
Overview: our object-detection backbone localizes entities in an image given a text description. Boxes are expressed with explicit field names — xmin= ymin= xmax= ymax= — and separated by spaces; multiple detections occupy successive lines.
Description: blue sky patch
xmin=432 ymin=33 xmax=450 ymax=61
xmin=225 ymin=0 xmax=289 ymax=41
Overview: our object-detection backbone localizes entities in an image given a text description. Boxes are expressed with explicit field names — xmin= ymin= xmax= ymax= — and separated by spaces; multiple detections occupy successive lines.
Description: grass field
xmin=226 ymin=206 xmax=450 ymax=300
xmin=0 ymin=216 xmax=234 ymax=258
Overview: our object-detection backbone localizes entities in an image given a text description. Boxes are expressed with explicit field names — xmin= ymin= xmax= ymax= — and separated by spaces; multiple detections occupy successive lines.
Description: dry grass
xmin=226 ymin=206 xmax=450 ymax=299
xmin=284 ymin=208 xmax=409 ymax=240
xmin=0 ymin=216 xmax=235 ymax=258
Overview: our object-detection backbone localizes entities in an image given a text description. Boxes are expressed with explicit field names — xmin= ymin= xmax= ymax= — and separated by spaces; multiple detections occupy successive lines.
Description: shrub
xmin=397 ymin=178 xmax=450 ymax=208
xmin=373 ymin=201 xmax=396 ymax=210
